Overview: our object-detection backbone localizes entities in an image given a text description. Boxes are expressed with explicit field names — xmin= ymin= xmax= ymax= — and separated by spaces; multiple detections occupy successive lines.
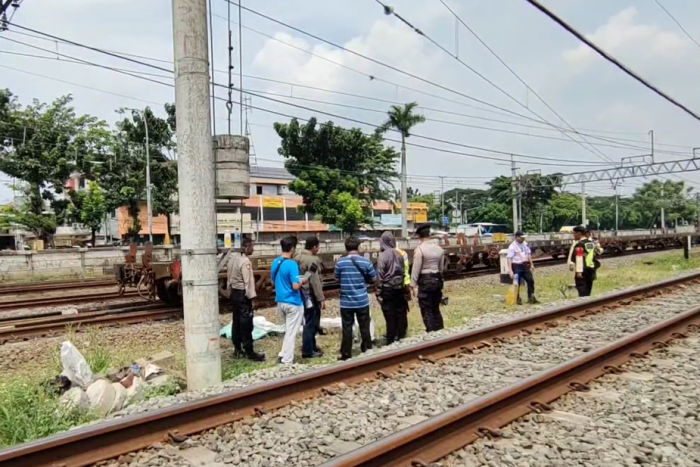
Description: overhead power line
xmin=217 ymin=1 xmax=608 ymax=137
xmin=435 ymin=0 xmax=620 ymax=164
xmin=6 ymin=25 xmax=659 ymax=140
xmin=652 ymin=0 xmax=700 ymax=51
xmin=1 ymin=61 xmax=599 ymax=170
xmin=1 ymin=29 xmax=617 ymax=167
xmin=376 ymin=0 xmax=614 ymax=164
xmin=4 ymin=46 xmax=688 ymax=155
xmin=522 ymin=0 xmax=700 ymax=122
xmin=3 ymin=46 xmax=673 ymax=148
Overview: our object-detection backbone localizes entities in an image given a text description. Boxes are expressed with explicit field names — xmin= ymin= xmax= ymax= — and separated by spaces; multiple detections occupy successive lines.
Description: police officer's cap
xmin=415 ymin=223 xmax=432 ymax=236
xmin=573 ymin=225 xmax=586 ymax=234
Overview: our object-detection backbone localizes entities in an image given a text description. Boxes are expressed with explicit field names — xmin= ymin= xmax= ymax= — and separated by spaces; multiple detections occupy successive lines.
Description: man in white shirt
xmin=507 ymin=231 xmax=539 ymax=305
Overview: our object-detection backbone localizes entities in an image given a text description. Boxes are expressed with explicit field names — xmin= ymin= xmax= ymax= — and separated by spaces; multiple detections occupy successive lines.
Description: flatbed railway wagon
xmin=114 ymin=228 xmax=699 ymax=305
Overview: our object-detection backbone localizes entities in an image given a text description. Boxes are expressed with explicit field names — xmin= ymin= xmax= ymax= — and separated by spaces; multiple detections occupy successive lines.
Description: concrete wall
xmin=0 ymin=247 xmax=176 ymax=283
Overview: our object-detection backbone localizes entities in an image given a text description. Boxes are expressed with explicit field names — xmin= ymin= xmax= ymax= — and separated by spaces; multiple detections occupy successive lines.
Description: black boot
xmin=244 ymin=351 xmax=266 ymax=362
xmin=232 ymin=347 xmax=245 ymax=359
xmin=528 ymin=296 xmax=540 ymax=304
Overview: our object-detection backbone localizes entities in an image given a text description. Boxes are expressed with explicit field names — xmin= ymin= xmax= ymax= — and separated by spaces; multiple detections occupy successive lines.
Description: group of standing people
xmin=226 ymin=223 xmax=447 ymax=364
xmin=506 ymin=225 xmax=601 ymax=304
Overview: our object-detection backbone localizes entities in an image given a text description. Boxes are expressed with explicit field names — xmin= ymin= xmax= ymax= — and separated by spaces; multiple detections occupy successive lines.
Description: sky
xmin=2 ymin=0 xmax=700 ymax=207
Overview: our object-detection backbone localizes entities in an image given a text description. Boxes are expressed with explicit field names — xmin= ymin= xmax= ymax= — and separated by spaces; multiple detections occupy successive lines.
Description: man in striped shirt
xmin=334 ymin=236 xmax=377 ymax=360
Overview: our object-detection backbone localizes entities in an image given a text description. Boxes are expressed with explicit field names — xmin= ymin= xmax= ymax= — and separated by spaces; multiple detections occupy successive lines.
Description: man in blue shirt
xmin=334 ymin=236 xmax=377 ymax=360
xmin=271 ymin=236 xmax=307 ymax=365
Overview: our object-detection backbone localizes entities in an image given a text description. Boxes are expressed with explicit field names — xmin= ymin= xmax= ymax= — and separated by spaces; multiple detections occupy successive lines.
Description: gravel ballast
xmin=93 ymin=280 xmax=700 ymax=466
xmin=442 ymin=334 xmax=700 ymax=467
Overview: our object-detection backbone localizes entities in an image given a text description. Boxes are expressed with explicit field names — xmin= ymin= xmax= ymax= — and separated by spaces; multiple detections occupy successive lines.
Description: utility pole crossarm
xmin=518 ymin=157 xmax=700 ymax=189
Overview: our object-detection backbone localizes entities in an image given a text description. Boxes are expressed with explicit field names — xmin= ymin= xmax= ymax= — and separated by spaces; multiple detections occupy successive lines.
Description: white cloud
xmin=563 ymin=7 xmax=688 ymax=69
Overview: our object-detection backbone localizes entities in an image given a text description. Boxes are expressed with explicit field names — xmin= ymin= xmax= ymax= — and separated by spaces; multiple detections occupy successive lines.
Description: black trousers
xmin=513 ymin=263 xmax=535 ymax=299
xmin=230 ymin=289 xmax=254 ymax=354
xmin=302 ymin=295 xmax=321 ymax=356
xmin=380 ymin=287 xmax=408 ymax=344
xmin=340 ymin=306 xmax=372 ymax=359
xmin=575 ymin=269 xmax=596 ymax=297
xmin=417 ymin=274 xmax=444 ymax=333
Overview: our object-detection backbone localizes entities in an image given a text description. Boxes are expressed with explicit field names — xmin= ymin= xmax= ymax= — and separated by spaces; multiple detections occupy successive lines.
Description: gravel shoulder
xmin=95 ymin=268 xmax=700 ymax=466
xmin=442 ymin=334 xmax=700 ymax=467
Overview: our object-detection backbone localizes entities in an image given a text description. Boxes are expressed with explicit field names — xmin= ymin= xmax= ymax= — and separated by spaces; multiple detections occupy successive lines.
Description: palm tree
xmin=378 ymin=102 xmax=425 ymax=238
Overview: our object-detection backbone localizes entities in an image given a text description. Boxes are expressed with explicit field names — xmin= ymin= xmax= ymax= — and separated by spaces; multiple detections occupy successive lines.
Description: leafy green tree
xmin=97 ymin=105 xmax=178 ymax=241
xmin=0 ymin=93 xmax=110 ymax=243
xmin=378 ymin=102 xmax=425 ymax=234
xmin=274 ymin=117 xmax=398 ymax=234
xmin=335 ymin=192 xmax=365 ymax=233
xmin=78 ymin=181 xmax=108 ymax=246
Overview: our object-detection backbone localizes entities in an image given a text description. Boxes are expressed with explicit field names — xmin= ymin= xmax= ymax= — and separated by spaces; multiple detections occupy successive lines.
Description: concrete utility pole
xmin=581 ymin=182 xmax=587 ymax=227
xmin=660 ymin=185 xmax=665 ymax=232
xmin=144 ymin=116 xmax=153 ymax=243
xmin=511 ymin=156 xmax=518 ymax=232
xmin=649 ymin=130 xmax=655 ymax=161
xmin=439 ymin=176 xmax=446 ymax=228
xmin=172 ymin=0 xmax=221 ymax=389
xmin=614 ymin=184 xmax=620 ymax=232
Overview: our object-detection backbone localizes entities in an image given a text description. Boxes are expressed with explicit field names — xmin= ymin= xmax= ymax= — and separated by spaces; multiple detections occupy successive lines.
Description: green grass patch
xmin=0 ymin=378 xmax=95 ymax=449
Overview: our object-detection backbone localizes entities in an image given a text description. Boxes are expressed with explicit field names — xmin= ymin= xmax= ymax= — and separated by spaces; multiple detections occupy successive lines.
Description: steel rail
xmin=0 ymin=291 xmax=138 ymax=311
xmin=0 ymin=308 xmax=182 ymax=344
xmin=0 ymin=279 xmax=117 ymax=296
xmin=0 ymin=272 xmax=698 ymax=467
xmin=320 ymin=306 xmax=700 ymax=467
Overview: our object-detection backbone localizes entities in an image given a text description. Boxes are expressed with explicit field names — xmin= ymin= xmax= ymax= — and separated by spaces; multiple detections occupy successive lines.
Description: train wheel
xmin=156 ymin=278 xmax=181 ymax=304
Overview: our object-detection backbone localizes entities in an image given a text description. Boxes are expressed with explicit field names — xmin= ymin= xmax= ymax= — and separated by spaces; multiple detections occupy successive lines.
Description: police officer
xmin=227 ymin=237 xmax=265 ymax=361
xmin=411 ymin=223 xmax=445 ymax=332
xmin=569 ymin=226 xmax=601 ymax=297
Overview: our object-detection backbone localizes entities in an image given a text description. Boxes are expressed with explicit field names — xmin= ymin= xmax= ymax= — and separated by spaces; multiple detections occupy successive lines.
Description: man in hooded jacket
xmin=376 ymin=231 xmax=409 ymax=344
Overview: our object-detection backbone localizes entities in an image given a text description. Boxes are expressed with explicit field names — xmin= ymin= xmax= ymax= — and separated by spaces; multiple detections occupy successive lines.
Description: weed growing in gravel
xmin=144 ymin=377 xmax=184 ymax=399
xmin=0 ymin=378 xmax=95 ymax=448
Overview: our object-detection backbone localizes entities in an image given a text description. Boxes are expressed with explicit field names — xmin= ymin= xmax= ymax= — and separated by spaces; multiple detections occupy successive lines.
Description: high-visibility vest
xmin=396 ymin=247 xmax=410 ymax=286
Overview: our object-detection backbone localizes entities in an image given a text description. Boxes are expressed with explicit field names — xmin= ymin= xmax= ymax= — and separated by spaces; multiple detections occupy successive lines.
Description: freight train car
xmin=114 ymin=229 xmax=698 ymax=305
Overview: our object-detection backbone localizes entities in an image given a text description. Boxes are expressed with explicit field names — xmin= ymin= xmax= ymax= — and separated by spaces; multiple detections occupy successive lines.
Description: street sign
xmin=443 ymin=216 xmax=450 ymax=226
xmin=452 ymin=210 xmax=461 ymax=219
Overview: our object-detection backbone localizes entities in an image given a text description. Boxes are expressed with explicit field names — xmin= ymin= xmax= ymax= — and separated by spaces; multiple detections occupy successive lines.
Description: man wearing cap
xmin=411 ymin=223 xmax=445 ymax=332
xmin=507 ymin=231 xmax=538 ymax=305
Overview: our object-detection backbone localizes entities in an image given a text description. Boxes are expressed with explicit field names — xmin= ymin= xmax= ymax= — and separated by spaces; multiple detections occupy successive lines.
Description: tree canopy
xmin=274 ymin=117 xmax=398 ymax=233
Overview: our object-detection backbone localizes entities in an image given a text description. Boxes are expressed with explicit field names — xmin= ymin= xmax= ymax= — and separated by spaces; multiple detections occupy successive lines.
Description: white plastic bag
xmin=60 ymin=341 xmax=94 ymax=389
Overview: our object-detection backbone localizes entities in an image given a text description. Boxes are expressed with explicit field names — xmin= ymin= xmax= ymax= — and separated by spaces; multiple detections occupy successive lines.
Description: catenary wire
xmin=1 ymin=33 xmax=618 ymax=167
xmin=522 ymin=0 xmax=700 ymax=122
xmin=3 ymin=43 xmax=680 ymax=154
xmin=375 ymin=0 xmax=614 ymax=164
xmin=652 ymin=0 xmax=700 ymax=51
xmin=1 ymin=62 xmax=607 ymax=169
xmin=4 ymin=27 xmax=666 ymax=142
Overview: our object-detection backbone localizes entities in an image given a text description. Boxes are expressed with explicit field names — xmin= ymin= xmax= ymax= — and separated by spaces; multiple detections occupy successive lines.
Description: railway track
xmin=0 ymin=290 xmax=139 ymax=312
xmin=0 ymin=272 xmax=698 ymax=467
xmin=0 ymin=279 xmax=117 ymax=297
xmin=0 ymin=302 xmax=180 ymax=344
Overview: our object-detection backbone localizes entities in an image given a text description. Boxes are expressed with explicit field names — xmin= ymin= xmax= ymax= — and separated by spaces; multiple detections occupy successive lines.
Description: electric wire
xmin=434 ymin=0 xmax=617 ymax=163
xmin=652 ymin=0 xmax=700 ymax=51
xmin=3 ymin=29 xmax=668 ymax=142
xmin=0 ymin=32 xmax=618 ymax=167
xmin=1 ymin=62 xmax=602 ymax=170
xmin=375 ymin=0 xmax=614 ymax=164
xmin=522 ymin=0 xmax=700 ymax=122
